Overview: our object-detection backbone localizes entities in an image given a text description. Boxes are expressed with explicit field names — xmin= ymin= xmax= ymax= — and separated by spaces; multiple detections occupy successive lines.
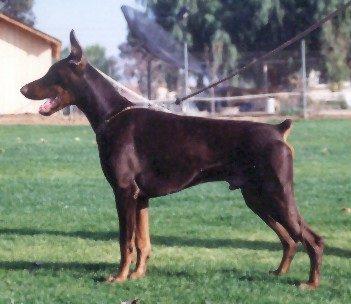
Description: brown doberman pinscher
xmin=21 ymin=31 xmax=324 ymax=289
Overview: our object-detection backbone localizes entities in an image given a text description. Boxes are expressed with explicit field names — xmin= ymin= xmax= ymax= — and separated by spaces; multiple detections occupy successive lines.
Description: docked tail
xmin=276 ymin=119 xmax=294 ymax=156
xmin=276 ymin=119 xmax=293 ymax=142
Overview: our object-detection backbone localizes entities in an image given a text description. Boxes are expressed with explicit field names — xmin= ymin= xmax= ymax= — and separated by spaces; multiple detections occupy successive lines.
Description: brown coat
xmin=20 ymin=30 xmax=324 ymax=289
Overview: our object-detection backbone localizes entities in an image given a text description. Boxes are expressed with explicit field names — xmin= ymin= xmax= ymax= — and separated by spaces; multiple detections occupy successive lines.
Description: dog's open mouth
xmin=39 ymin=96 xmax=63 ymax=116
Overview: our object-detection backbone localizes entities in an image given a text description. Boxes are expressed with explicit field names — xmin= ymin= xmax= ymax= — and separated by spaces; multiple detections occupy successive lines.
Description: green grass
xmin=0 ymin=120 xmax=350 ymax=304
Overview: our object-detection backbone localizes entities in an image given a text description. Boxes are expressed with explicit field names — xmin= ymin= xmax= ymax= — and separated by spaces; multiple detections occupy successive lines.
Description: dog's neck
xmin=76 ymin=64 xmax=148 ymax=132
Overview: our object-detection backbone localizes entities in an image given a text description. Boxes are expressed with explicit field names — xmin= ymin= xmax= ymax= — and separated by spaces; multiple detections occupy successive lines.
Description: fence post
xmin=301 ymin=39 xmax=308 ymax=119
xmin=147 ymin=59 xmax=152 ymax=100
xmin=184 ymin=41 xmax=189 ymax=95
xmin=263 ymin=63 xmax=269 ymax=93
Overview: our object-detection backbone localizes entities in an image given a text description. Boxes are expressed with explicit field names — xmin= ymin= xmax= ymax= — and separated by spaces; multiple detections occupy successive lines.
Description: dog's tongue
xmin=39 ymin=98 xmax=57 ymax=115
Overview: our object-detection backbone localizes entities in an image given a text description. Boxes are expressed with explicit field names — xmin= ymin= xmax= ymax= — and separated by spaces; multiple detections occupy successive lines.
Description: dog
xmin=21 ymin=30 xmax=324 ymax=289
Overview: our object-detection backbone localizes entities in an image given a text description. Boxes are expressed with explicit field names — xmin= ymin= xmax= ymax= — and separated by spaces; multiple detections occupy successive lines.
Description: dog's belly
xmin=187 ymin=164 xmax=249 ymax=190
xmin=136 ymin=169 xmax=199 ymax=198
xmin=136 ymin=163 xmax=249 ymax=198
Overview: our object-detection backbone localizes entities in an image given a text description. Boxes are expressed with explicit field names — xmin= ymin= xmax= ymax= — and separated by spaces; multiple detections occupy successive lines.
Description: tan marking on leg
xmin=299 ymin=221 xmax=324 ymax=289
xmin=107 ymin=193 xmax=137 ymax=283
xmin=267 ymin=217 xmax=298 ymax=275
xmin=130 ymin=205 xmax=151 ymax=280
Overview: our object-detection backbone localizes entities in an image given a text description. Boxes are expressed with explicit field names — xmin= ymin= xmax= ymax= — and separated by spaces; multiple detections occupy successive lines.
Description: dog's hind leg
xmin=130 ymin=198 xmax=152 ymax=280
xmin=266 ymin=217 xmax=298 ymax=275
xmin=259 ymin=140 xmax=323 ymax=289
xmin=265 ymin=197 xmax=323 ymax=289
xmin=242 ymin=188 xmax=298 ymax=276
xmin=298 ymin=219 xmax=324 ymax=290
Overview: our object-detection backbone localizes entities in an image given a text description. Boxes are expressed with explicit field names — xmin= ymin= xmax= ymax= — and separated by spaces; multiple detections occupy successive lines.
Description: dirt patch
xmin=0 ymin=114 xmax=89 ymax=126
xmin=315 ymin=110 xmax=351 ymax=119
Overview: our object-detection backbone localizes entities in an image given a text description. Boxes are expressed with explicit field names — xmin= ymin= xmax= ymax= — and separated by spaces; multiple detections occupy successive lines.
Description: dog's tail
xmin=276 ymin=119 xmax=292 ymax=141
xmin=276 ymin=119 xmax=294 ymax=157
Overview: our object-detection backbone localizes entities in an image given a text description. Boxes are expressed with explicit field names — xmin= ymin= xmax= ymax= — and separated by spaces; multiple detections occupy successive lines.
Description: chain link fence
xmin=117 ymin=41 xmax=351 ymax=119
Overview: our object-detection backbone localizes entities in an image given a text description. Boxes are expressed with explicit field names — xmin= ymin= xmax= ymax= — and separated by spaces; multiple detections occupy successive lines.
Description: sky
xmin=33 ymin=0 xmax=144 ymax=56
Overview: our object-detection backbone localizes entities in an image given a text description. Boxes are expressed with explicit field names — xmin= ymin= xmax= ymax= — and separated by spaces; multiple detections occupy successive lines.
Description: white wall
xmin=0 ymin=21 xmax=53 ymax=114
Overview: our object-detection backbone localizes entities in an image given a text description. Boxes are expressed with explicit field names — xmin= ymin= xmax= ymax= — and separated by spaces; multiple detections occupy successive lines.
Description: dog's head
xmin=20 ymin=30 xmax=87 ymax=116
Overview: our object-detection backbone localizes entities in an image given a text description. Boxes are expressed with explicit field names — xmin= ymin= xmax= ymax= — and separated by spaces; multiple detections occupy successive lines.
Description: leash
xmin=175 ymin=1 xmax=351 ymax=105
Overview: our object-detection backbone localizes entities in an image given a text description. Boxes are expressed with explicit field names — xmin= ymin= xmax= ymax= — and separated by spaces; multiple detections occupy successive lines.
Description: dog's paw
xmin=298 ymin=282 xmax=318 ymax=291
xmin=269 ymin=269 xmax=285 ymax=276
xmin=106 ymin=274 xmax=128 ymax=283
xmin=129 ymin=271 xmax=145 ymax=280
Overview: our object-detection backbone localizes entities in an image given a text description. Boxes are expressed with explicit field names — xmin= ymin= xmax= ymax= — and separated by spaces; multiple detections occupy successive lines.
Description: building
xmin=0 ymin=13 xmax=61 ymax=114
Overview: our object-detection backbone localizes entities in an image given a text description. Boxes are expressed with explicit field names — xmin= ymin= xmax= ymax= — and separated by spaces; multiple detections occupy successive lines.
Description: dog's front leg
xmin=107 ymin=189 xmax=137 ymax=283
xmin=130 ymin=198 xmax=151 ymax=280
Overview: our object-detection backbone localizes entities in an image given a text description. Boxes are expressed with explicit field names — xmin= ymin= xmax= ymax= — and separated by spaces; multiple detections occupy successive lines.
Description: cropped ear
xmin=70 ymin=30 xmax=83 ymax=63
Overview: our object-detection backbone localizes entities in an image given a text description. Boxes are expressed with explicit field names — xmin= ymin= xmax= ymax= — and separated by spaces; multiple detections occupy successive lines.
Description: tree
xmin=0 ymin=0 xmax=35 ymax=26
xmin=85 ymin=44 xmax=119 ymax=80
xmin=140 ymin=1 xmax=321 ymax=53
xmin=135 ymin=1 xmax=319 ymax=88
xmin=317 ymin=1 xmax=351 ymax=84
xmin=137 ymin=0 xmax=351 ymax=86
xmin=140 ymin=0 xmax=239 ymax=82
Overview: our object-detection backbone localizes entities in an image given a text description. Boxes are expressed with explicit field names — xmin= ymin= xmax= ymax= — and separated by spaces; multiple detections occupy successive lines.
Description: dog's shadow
xmin=0 ymin=259 xmax=300 ymax=287
xmin=1 ymin=227 xmax=348 ymax=287
xmin=0 ymin=227 xmax=349 ymax=258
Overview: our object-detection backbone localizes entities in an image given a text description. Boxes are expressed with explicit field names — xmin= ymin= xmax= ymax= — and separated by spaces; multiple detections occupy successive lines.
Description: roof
xmin=0 ymin=13 xmax=61 ymax=60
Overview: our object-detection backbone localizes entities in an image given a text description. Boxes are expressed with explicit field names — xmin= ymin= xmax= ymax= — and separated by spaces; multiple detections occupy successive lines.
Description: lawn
xmin=0 ymin=119 xmax=350 ymax=304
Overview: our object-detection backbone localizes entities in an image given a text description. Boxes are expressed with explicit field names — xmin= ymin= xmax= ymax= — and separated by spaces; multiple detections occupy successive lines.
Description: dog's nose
xmin=20 ymin=85 xmax=28 ymax=96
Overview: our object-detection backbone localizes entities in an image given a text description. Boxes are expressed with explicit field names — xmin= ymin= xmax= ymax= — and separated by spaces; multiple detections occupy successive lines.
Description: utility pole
xmin=263 ymin=63 xmax=269 ymax=93
xmin=147 ymin=59 xmax=152 ymax=100
xmin=301 ymin=39 xmax=308 ymax=119
xmin=184 ymin=40 xmax=189 ymax=95
xmin=177 ymin=6 xmax=190 ymax=95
